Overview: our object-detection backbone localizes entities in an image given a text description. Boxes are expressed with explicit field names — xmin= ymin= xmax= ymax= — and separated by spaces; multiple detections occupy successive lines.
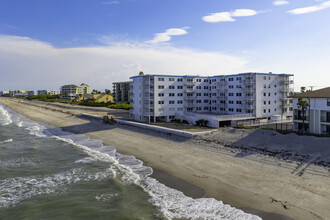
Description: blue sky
xmin=0 ymin=0 xmax=329 ymax=91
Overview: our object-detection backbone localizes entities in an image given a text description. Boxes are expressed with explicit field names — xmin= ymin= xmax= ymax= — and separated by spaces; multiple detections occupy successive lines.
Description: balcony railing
xmin=321 ymin=117 xmax=330 ymax=123
xmin=294 ymin=115 xmax=309 ymax=121
xmin=217 ymin=96 xmax=227 ymax=100
xmin=184 ymin=96 xmax=195 ymax=100
xmin=217 ymin=81 xmax=227 ymax=86
xmin=280 ymin=80 xmax=294 ymax=85
xmin=185 ymin=88 xmax=194 ymax=93
xmin=243 ymin=79 xmax=254 ymax=85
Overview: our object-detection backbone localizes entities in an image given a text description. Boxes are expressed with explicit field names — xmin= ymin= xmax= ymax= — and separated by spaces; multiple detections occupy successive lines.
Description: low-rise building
xmin=9 ymin=90 xmax=29 ymax=97
xmin=292 ymin=87 xmax=330 ymax=135
xmin=27 ymin=90 xmax=38 ymax=96
xmin=112 ymin=81 xmax=131 ymax=104
xmin=76 ymin=93 xmax=113 ymax=103
xmin=129 ymin=72 xmax=294 ymax=127
xmin=60 ymin=83 xmax=91 ymax=100
xmin=37 ymin=90 xmax=60 ymax=95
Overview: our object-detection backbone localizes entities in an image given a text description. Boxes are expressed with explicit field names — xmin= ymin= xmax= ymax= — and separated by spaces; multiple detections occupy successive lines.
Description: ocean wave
xmin=3 ymin=105 xmax=261 ymax=219
xmin=0 ymin=168 xmax=114 ymax=209
xmin=0 ymin=105 xmax=12 ymax=126
xmin=2 ymin=139 xmax=13 ymax=143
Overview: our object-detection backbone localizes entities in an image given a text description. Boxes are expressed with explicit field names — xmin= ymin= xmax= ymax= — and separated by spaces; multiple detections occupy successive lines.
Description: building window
xmin=268 ymin=93 xmax=271 ymax=96
xmin=229 ymin=93 xmax=234 ymax=96
xmin=178 ymin=78 xmax=183 ymax=82
xmin=169 ymin=100 xmax=175 ymax=104
xmin=236 ymin=101 xmax=242 ymax=104
xmin=196 ymin=107 xmax=201 ymax=110
xmin=264 ymin=84 xmax=266 ymax=88
xmin=169 ymin=78 xmax=175 ymax=81
xmin=229 ymin=78 xmax=234 ymax=81
xmin=169 ymin=108 xmax=175 ymax=111
xmin=264 ymin=101 xmax=266 ymax=105
xmin=236 ymin=85 xmax=242 ymax=88
xmin=169 ymin=85 xmax=175 ymax=89
xmin=203 ymin=79 xmax=208 ymax=82
xmin=158 ymin=101 xmax=164 ymax=104
xmin=204 ymin=93 xmax=209 ymax=96
xmin=177 ymin=86 xmax=183 ymax=89
xmin=169 ymin=93 xmax=175 ymax=96
xmin=236 ymin=109 xmax=242 ymax=112
xmin=264 ymin=93 xmax=266 ymax=96
xmin=159 ymin=108 xmax=164 ymax=112
xmin=264 ymin=76 xmax=266 ymax=80
xmin=268 ymin=101 xmax=271 ymax=104
xmin=177 ymin=108 xmax=183 ymax=111
xmin=229 ymin=108 xmax=234 ymax=112
xmin=204 ymin=100 xmax=208 ymax=103
xmin=177 ymin=93 xmax=183 ymax=96
xmin=264 ymin=109 xmax=266 ymax=113
xmin=197 ymin=79 xmax=202 ymax=82
xmin=158 ymin=78 xmax=164 ymax=81
xmin=204 ymin=86 xmax=209 ymax=89
xmin=177 ymin=100 xmax=183 ymax=104
xmin=327 ymin=99 xmax=330 ymax=106
xmin=204 ymin=107 xmax=209 ymax=110
xmin=196 ymin=100 xmax=201 ymax=103
xmin=158 ymin=85 xmax=164 ymax=89
xmin=158 ymin=93 xmax=164 ymax=97
xmin=236 ymin=93 xmax=242 ymax=96
xmin=229 ymin=100 xmax=234 ymax=104
xmin=268 ymin=109 xmax=271 ymax=113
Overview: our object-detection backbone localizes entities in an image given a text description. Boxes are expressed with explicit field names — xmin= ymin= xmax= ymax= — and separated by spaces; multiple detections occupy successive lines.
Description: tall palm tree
xmin=297 ymin=99 xmax=310 ymax=133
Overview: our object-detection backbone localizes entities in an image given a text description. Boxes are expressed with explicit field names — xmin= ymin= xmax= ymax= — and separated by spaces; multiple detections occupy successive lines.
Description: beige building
xmin=61 ymin=83 xmax=91 ymax=100
xmin=76 ymin=93 xmax=113 ymax=103
xmin=292 ymin=87 xmax=330 ymax=135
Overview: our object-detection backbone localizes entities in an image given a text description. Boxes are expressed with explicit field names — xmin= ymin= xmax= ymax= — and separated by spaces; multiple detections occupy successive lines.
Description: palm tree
xmin=297 ymin=99 xmax=310 ymax=133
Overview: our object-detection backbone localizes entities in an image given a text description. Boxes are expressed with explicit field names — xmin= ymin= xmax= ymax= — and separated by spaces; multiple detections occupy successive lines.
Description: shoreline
xmin=1 ymin=98 xmax=329 ymax=220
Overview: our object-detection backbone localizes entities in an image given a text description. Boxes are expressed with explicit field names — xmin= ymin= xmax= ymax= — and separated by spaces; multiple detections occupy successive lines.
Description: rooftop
xmin=291 ymin=87 xmax=330 ymax=98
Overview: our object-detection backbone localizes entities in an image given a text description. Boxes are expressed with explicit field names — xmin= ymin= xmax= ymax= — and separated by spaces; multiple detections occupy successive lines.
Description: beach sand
xmin=1 ymin=98 xmax=329 ymax=220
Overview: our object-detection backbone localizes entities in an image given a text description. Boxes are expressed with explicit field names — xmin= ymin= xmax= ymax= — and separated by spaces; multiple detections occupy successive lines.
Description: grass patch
xmin=107 ymin=104 xmax=132 ymax=110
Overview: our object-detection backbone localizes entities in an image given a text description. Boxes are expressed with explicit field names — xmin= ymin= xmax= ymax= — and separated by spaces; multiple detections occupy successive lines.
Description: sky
xmin=0 ymin=0 xmax=329 ymax=92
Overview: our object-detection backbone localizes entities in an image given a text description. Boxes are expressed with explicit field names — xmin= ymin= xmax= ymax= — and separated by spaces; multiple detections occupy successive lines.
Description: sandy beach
xmin=1 ymin=97 xmax=329 ymax=220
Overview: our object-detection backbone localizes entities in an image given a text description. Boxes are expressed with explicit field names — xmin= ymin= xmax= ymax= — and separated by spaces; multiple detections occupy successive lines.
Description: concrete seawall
xmin=80 ymin=113 xmax=216 ymax=138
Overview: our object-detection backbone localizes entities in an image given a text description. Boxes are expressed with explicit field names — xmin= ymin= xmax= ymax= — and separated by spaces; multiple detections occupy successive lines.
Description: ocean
xmin=0 ymin=103 xmax=260 ymax=220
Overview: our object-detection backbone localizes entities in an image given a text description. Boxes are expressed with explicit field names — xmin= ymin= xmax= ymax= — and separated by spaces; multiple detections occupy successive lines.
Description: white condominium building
xmin=129 ymin=72 xmax=294 ymax=127
xmin=292 ymin=87 xmax=330 ymax=135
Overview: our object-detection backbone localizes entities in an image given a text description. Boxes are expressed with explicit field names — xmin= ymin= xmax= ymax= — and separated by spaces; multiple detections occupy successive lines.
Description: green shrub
xmin=107 ymin=104 xmax=132 ymax=110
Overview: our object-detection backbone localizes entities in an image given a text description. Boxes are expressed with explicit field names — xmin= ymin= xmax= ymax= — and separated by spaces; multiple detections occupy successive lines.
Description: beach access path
xmin=1 ymin=98 xmax=329 ymax=220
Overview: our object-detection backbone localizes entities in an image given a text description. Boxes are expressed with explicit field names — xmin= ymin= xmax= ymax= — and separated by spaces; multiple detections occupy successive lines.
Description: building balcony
xmin=281 ymin=103 xmax=291 ymax=108
xmin=185 ymin=88 xmax=194 ymax=93
xmin=184 ymin=96 xmax=195 ymax=100
xmin=144 ymin=80 xmax=154 ymax=85
xmin=217 ymin=81 xmax=227 ymax=86
xmin=216 ymin=96 xmax=227 ymax=100
xmin=320 ymin=117 xmax=330 ymax=123
xmin=243 ymin=87 xmax=255 ymax=93
xmin=184 ymin=81 xmax=196 ymax=86
xmin=243 ymin=79 xmax=254 ymax=85
xmin=216 ymin=103 xmax=227 ymax=108
xmin=294 ymin=115 xmax=309 ymax=121
xmin=216 ymin=88 xmax=227 ymax=92
xmin=280 ymin=80 xmax=294 ymax=85
xmin=244 ymin=96 xmax=255 ymax=101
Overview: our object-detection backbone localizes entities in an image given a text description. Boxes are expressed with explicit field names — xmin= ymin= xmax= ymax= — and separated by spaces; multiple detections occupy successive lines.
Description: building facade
xmin=292 ymin=87 xmax=330 ymax=135
xmin=37 ymin=90 xmax=61 ymax=95
xmin=129 ymin=73 xmax=294 ymax=127
xmin=9 ymin=90 xmax=29 ymax=97
xmin=60 ymin=83 xmax=91 ymax=100
xmin=112 ymin=81 xmax=131 ymax=104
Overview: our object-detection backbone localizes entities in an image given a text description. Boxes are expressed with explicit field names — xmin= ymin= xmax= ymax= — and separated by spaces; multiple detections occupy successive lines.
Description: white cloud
xmin=202 ymin=9 xmax=258 ymax=23
xmin=288 ymin=1 xmax=330 ymax=14
xmin=273 ymin=1 xmax=289 ymax=6
xmin=102 ymin=1 xmax=119 ymax=5
xmin=0 ymin=34 xmax=247 ymax=91
xmin=146 ymin=27 xmax=189 ymax=44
